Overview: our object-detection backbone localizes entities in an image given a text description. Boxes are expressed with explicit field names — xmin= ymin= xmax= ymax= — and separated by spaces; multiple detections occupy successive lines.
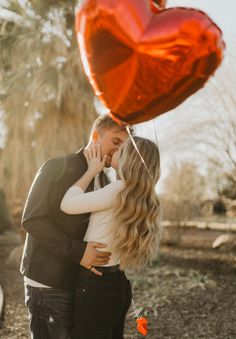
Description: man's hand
xmin=80 ymin=242 xmax=111 ymax=276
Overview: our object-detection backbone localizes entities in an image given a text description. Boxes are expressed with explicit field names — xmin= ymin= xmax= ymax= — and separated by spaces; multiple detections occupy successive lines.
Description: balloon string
xmin=153 ymin=118 xmax=159 ymax=145
xmin=131 ymin=299 xmax=141 ymax=319
xmin=126 ymin=126 xmax=151 ymax=177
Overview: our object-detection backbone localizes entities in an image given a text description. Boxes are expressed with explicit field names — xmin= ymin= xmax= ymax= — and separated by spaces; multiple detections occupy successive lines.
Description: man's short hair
xmin=91 ymin=114 xmax=134 ymax=135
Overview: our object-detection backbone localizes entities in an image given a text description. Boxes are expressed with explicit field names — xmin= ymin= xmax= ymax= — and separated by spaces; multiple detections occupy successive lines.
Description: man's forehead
xmin=107 ymin=127 xmax=128 ymax=137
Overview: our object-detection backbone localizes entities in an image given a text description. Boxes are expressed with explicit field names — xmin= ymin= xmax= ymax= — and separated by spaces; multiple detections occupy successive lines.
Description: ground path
xmin=0 ymin=232 xmax=235 ymax=339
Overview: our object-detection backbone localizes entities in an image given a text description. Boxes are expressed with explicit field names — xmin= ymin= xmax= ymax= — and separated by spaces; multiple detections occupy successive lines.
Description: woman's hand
xmin=84 ymin=144 xmax=107 ymax=176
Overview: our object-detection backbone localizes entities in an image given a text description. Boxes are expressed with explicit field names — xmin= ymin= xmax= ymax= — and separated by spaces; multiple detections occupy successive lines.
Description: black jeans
xmin=73 ymin=268 xmax=132 ymax=339
xmin=25 ymin=285 xmax=74 ymax=339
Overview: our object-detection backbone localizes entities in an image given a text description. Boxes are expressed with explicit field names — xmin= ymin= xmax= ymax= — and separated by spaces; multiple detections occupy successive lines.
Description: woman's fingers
xmin=86 ymin=145 xmax=103 ymax=157
xmin=97 ymin=144 xmax=101 ymax=160
xmin=86 ymin=145 xmax=106 ymax=172
xmin=92 ymin=145 xmax=96 ymax=158
xmin=86 ymin=149 xmax=92 ymax=161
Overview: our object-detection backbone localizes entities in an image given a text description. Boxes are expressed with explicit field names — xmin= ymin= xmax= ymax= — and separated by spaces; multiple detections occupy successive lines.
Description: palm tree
xmin=0 ymin=0 xmax=97 ymax=222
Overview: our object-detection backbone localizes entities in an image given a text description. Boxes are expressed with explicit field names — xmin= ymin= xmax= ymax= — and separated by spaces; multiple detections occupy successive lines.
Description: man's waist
xmin=24 ymin=276 xmax=52 ymax=288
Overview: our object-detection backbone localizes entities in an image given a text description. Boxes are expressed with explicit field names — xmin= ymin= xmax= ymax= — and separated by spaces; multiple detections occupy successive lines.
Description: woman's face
xmin=111 ymin=147 xmax=122 ymax=170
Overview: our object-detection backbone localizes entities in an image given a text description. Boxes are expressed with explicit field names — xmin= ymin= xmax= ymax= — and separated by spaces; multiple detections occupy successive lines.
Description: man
xmin=20 ymin=114 xmax=131 ymax=338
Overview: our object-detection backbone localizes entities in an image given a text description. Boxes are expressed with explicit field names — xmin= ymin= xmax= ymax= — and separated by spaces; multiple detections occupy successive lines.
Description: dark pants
xmin=73 ymin=268 xmax=132 ymax=339
xmin=25 ymin=285 xmax=74 ymax=339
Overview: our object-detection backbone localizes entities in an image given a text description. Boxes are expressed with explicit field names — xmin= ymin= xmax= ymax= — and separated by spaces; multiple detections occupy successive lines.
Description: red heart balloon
xmin=76 ymin=0 xmax=224 ymax=125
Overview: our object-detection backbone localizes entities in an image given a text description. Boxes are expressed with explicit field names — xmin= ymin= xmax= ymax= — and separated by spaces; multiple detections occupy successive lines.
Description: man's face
xmin=95 ymin=127 xmax=128 ymax=167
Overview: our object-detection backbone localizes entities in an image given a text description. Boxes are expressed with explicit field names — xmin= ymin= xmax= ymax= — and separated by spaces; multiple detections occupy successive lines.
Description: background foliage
xmin=0 ymin=0 xmax=97 ymax=222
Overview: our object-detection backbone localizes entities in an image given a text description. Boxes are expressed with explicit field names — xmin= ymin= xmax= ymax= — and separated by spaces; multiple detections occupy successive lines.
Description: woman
xmin=60 ymin=136 xmax=161 ymax=339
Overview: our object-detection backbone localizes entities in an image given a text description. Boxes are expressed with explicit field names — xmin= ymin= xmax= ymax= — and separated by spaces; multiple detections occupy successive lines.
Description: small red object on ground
xmin=136 ymin=316 xmax=148 ymax=336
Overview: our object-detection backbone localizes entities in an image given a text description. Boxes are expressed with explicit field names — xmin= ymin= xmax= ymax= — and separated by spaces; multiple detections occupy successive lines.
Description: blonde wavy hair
xmin=111 ymin=136 xmax=161 ymax=272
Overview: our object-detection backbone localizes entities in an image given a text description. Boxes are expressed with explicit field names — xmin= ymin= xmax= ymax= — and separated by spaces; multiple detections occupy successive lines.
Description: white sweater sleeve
xmin=60 ymin=180 xmax=123 ymax=215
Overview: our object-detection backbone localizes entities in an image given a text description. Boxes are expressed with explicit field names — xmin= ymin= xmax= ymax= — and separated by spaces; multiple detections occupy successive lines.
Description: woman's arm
xmin=60 ymin=144 xmax=123 ymax=214
xmin=60 ymin=181 xmax=123 ymax=214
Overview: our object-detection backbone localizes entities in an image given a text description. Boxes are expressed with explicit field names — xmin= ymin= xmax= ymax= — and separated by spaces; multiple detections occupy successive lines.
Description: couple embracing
xmin=20 ymin=114 xmax=161 ymax=339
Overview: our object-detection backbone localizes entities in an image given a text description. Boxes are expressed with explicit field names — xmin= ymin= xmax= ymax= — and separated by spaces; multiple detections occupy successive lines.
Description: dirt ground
xmin=0 ymin=231 xmax=236 ymax=339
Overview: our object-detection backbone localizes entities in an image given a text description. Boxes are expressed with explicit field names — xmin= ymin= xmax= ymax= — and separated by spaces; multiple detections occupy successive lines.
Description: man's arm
xmin=22 ymin=158 xmax=87 ymax=264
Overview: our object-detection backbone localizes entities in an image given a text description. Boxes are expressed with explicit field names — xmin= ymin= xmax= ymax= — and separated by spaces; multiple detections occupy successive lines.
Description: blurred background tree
xmin=160 ymin=50 xmax=236 ymax=222
xmin=185 ymin=52 xmax=236 ymax=219
xmin=0 ymin=0 xmax=97 ymax=225
xmin=161 ymin=161 xmax=206 ymax=222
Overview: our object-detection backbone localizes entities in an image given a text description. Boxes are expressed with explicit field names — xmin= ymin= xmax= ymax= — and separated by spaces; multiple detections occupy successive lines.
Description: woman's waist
xmin=83 ymin=234 xmax=120 ymax=266
xmin=75 ymin=264 xmax=126 ymax=284
xmin=78 ymin=264 xmax=120 ymax=274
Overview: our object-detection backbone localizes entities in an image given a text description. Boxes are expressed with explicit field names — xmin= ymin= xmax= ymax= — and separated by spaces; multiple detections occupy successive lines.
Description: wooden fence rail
xmin=162 ymin=221 xmax=236 ymax=232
